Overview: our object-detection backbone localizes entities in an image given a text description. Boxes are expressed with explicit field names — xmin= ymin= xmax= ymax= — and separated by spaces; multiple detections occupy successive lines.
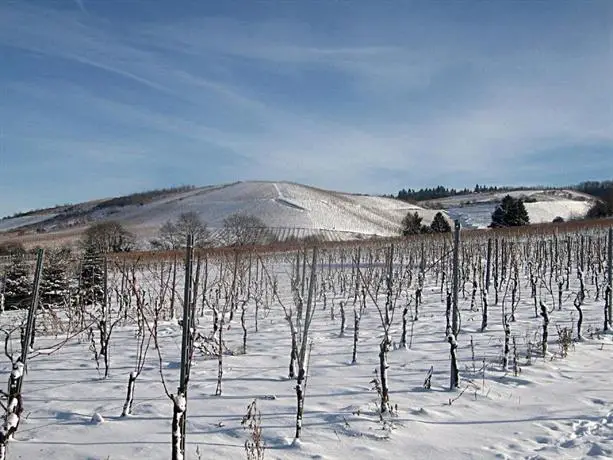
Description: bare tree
xmin=82 ymin=221 xmax=135 ymax=254
xmin=83 ymin=257 xmax=128 ymax=379
xmin=357 ymin=245 xmax=400 ymax=415
xmin=222 ymin=214 xmax=270 ymax=246
xmin=152 ymin=212 xmax=210 ymax=249
xmin=121 ymin=265 xmax=154 ymax=417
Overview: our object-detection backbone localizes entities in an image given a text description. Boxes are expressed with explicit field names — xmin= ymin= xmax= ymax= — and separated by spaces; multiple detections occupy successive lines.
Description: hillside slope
xmin=0 ymin=181 xmax=442 ymax=247
xmin=423 ymin=189 xmax=596 ymax=229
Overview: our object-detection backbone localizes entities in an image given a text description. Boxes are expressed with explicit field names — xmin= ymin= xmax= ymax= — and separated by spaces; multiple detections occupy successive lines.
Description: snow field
xmin=448 ymin=201 xmax=594 ymax=229
xmin=438 ymin=189 xmax=595 ymax=229
xmin=1 ymin=229 xmax=613 ymax=459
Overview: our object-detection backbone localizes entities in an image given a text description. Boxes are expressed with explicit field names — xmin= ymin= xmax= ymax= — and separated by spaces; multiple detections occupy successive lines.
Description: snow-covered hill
xmin=424 ymin=189 xmax=596 ymax=229
xmin=2 ymin=184 xmax=598 ymax=247
xmin=0 ymin=212 xmax=59 ymax=232
xmin=0 ymin=181 xmax=442 ymax=246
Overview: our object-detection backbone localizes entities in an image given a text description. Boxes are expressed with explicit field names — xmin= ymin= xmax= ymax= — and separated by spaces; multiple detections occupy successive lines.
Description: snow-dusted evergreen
xmin=40 ymin=249 xmax=71 ymax=309
xmin=2 ymin=256 xmax=31 ymax=310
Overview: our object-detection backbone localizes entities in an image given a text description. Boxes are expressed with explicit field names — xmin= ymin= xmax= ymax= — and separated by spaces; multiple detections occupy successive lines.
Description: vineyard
xmin=0 ymin=220 xmax=612 ymax=459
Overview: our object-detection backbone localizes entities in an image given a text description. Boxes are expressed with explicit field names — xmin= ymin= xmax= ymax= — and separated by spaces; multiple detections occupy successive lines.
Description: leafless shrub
xmin=241 ymin=399 xmax=265 ymax=460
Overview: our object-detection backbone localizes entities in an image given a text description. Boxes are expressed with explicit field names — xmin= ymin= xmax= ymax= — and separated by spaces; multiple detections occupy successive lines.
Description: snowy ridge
xmin=0 ymin=181 xmax=441 ymax=245
xmin=2 ymin=183 xmax=598 ymax=244
xmin=0 ymin=213 xmax=58 ymax=232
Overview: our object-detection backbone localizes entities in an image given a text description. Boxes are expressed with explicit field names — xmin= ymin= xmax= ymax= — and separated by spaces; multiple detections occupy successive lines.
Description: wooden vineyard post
xmin=174 ymin=234 xmax=194 ymax=460
xmin=606 ymin=227 xmax=613 ymax=324
xmin=452 ymin=220 xmax=461 ymax=336
xmin=1 ymin=249 xmax=44 ymax=459
xmin=295 ymin=246 xmax=318 ymax=441
xmin=485 ymin=238 xmax=492 ymax=293
xmin=20 ymin=249 xmax=45 ymax=377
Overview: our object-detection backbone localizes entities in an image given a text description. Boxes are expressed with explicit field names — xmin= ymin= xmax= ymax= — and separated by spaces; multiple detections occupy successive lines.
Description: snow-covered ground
xmin=447 ymin=200 xmax=593 ymax=229
xmin=424 ymin=189 xmax=594 ymax=208
xmin=2 ymin=231 xmax=612 ymax=460
xmin=436 ymin=190 xmax=595 ymax=229
xmin=10 ymin=322 xmax=613 ymax=460
xmin=525 ymin=200 xmax=593 ymax=224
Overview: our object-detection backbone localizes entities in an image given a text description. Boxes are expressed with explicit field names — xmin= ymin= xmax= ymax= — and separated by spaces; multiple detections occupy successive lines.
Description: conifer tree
xmin=491 ymin=195 xmax=530 ymax=228
xmin=401 ymin=212 xmax=424 ymax=236
xmin=3 ymin=255 xmax=32 ymax=310
xmin=77 ymin=247 xmax=104 ymax=307
xmin=430 ymin=212 xmax=452 ymax=233
xmin=75 ymin=221 xmax=129 ymax=307
xmin=40 ymin=248 xmax=71 ymax=309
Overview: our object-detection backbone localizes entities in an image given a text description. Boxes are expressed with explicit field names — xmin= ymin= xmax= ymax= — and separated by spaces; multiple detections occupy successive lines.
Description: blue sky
xmin=1 ymin=0 xmax=612 ymax=217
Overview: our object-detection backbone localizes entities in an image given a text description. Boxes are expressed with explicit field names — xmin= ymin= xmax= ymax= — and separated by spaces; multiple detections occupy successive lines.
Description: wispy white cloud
xmin=0 ymin=0 xmax=611 ymax=216
xmin=74 ymin=0 xmax=87 ymax=14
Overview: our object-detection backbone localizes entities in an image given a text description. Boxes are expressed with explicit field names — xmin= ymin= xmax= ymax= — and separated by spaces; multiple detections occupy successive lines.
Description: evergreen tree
xmin=76 ymin=247 xmax=105 ymax=307
xmin=574 ymin=180 xmax=613 ymax=200
xmin=587 ymin=200 xmax=613 ymax=219
xmin=4 ymin=255 xmax=32 ymax=310
xmin=491 ymin=195 xmax=530 ymax=228
xmin=430 ymin=212 xmax=452 ymax=233
xmin=513 ymin=199 xmax=530 ymax=226
xmin=75 ymin=222 xmax=126 ymax=308
xmin=586 ymin=190 xmax=613 ymax=219
xmin=402 ymin=212 xmax=424 ymax=236
xmin=40 ymin=248 xmax=71 ymax=309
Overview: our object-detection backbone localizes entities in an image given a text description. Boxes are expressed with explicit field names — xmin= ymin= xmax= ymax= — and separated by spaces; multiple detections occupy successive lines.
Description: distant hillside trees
xmin=151 ymin=212 xmax=211 ymax=249
xmin=490 ymin=195 xmax=530 ymax=228
xmin=91 ymin=185 xmax=195 ymax=212
xmin=391 ymin=182 xmax=578 ymax=203
xmin=579 ymin=181 xmax=613 ymax=219
xmin=393 ymin=184 xmax=528 ymax=202
xmin=392 ymin=178 xmax=613 ymax=205
xmin=1 ymin=203 xmax=72 ymax=220
xmin=396 ymin=186 xmax=471 ymax=202
xmin=574 ymin=180 xmax=613 ymax=200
